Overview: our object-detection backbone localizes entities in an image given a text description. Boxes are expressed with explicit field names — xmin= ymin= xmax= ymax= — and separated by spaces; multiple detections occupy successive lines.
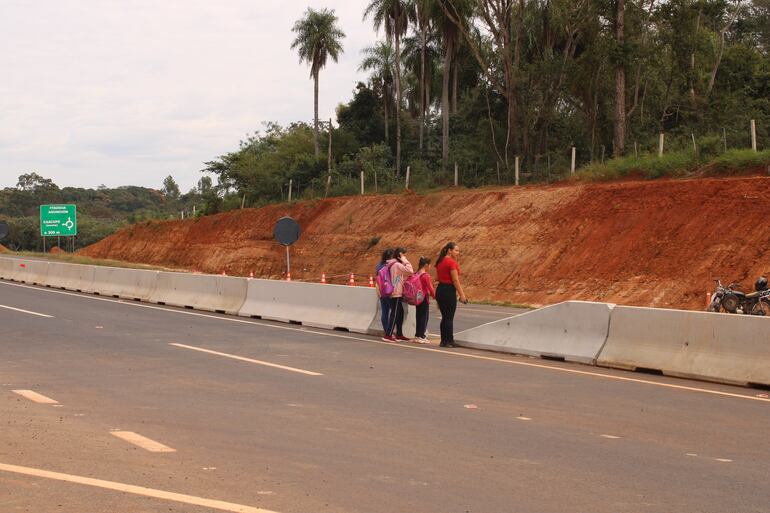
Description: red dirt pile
xmin=0 ymin=244 xmax=7 ymax=253
xmin=80 ymin=176 xmax=770 ymax=310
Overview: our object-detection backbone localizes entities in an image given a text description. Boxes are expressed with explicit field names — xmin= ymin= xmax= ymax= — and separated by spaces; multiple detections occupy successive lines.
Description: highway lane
xmin=1 ymin=280 xmax=768 ymax=513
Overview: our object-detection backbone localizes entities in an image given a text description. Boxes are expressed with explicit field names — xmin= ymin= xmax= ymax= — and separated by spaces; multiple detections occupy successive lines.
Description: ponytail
xmin=436 ymin=242 xmax=457 ymax=266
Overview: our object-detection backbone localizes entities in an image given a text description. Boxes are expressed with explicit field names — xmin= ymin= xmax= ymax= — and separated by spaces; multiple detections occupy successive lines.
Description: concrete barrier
xmin=239 ymin=279 xmax=380 ymax=334
xmin=455 ymin=301 xmax=615 ymax=364
xmin=0 ymin=258 xmax=50 ymax=285
xmin=598 ymin=306 xmax=770 ymax=386
xmin=91 ymin=266 xmax=159 ymax=301
xmin=0 ymin=257 xmax=16 ymax=280
xmin=43 ymin=262 xmax=96 ymax=292
xmin=150 ymin=272 xmax=247 ymax=314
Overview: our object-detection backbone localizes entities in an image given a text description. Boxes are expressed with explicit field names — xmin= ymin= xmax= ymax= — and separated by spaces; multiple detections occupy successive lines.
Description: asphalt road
xmin=1 ymin=280 xmax=768 ymax=513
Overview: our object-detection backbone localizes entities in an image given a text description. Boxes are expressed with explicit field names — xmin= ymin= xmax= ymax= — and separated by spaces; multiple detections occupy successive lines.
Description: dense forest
xmin=0 ymin=173 xmax=214 ymax=251
xmin=203 ymin=0 xmax=770 ymax=207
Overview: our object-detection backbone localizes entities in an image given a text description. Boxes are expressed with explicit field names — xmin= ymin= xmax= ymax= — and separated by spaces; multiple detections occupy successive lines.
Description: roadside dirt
xmin=0 ymin=244 xmax=7 ymax=253
xmin=80 ymin=175 xmax=770 ymax=310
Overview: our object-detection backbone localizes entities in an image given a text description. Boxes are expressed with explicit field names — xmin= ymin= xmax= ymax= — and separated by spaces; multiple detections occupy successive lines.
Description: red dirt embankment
xmin=80 ymin=176 xmax=770 ymax=310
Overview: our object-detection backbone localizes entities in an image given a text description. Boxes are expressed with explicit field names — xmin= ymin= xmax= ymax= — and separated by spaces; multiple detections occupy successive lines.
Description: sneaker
xmin=395 ymin=335 xmax=410 ymax=341
xmin=382 ymin=335 xmax=396 ymax=342
xmin=416 ymin=337 xmax=431 ymax=344
xmin=439 ymin=342 xmax=456 ymax=348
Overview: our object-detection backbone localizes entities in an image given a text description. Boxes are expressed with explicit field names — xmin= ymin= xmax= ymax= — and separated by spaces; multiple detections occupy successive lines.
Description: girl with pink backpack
xmin=375 ymin=248 xmax=395 ymax=337
xmin=412 ymin=257 xmax=436 ymax=343
xmin=384 ymin=247 xmax=413 ymax=341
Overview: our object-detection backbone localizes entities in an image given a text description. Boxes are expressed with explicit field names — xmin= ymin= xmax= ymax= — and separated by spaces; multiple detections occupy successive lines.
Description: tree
xmin=359 ymin=41 xmax=396 ymax=145
xmin=161 ymin=175 xmax=180 ymax=200
xmin=365 ymin=0 xmax=409 ymax=176
xmin=16 ymin=172 xmax=58 ymax=192
xmin=197 ymin=176 xmax=213 ymax=194
xmin=614 ymin=0 xmax=627 ymax=157
xmin=291 ymin=8 xmax=346 ymax=158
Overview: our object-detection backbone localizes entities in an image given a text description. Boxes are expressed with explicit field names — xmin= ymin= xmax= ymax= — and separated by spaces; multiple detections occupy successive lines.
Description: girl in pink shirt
xmin=413 ymin=257 xmax=436 ymax=343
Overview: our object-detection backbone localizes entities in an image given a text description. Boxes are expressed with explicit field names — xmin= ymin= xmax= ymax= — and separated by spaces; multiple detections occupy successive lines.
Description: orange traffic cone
xmin=249 ymin=271 xmax=254 ymax=279
xmin=706 ymin=292 xmax=711 ymax=309
xmin=221 ymin=271 xmax=227 ymax=276
xmin=348 ymin=273 xmax=355 ymax=286
xmin=321 ymin=273 xmax=327 ymax=284
xmin=368 ymin=275 xmax=375 ymax=287
xmin=286 ymin=272 xmax=292 ymax=282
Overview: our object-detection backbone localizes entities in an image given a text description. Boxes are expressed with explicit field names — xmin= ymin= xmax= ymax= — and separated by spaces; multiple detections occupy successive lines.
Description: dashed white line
xmin=3 ymin=281 xmax=769 ymax=404
xmin=110 ymin=431 xmax=176 ymax=453
xmin=170 ymin=343 xmax=323 ymax=376
xmin=600 ymin=434 xmax=621 ymax=439
xmin=516 ymin=416 xmax=532 ymax=421
xmin=12 ymin=390 xmax=59 ymax=404
xmin=0 ymin=304 xmax=53 ymax=318
xmin=0 ymin=462 xmax=278 ymax=513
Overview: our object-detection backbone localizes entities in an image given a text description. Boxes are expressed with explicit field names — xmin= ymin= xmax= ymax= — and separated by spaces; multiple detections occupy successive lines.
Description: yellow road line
xmin=170 ymin=343 xmax=323 ymax=376
xmin=0 ymin=303 xmax=53 ymax=318
xmin=0 ymin=462 xmax=278 ymax=513
xmin=110 ymin=431 xmax=176 ymax=453
xmin=12 ymin=390 xmax=59 ymax=404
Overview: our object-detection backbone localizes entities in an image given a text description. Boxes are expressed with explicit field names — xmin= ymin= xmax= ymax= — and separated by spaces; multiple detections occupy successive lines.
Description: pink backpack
xmin=402 ymin=272 xmax=426 ymax=306
xmin=376 ymin=262 xmax=395 ymax=298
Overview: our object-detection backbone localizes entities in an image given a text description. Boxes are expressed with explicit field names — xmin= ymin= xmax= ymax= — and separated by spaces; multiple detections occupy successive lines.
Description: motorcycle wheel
xmin=750 ymin=299 xmax=770 ymax=316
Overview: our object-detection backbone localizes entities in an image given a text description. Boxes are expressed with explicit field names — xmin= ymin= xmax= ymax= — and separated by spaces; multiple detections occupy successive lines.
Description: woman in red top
xmin=434 ymin=242 xmax=467 ymax=348
xmin=413 ymin=256 xmax=436 ymax=343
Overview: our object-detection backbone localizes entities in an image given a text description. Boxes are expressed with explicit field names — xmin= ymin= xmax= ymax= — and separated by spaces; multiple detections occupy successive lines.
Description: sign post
xmin=273 ymin=216 xmax=301 ymax=280
xmin=40 ymin=204 xmax=77 ymax=252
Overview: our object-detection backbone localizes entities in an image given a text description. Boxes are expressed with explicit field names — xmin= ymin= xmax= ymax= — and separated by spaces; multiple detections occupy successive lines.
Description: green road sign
xmin=40 ymin=204 xmax=77 ymax=236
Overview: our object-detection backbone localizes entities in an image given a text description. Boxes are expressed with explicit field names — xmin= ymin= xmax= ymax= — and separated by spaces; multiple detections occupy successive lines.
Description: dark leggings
xmin=415 ymin=300 xmax=430 ymax=338
xmin=436 ymin=283 xmax=457 ymax=344
xmin=387 ymin=297 xmax=405 ymax=337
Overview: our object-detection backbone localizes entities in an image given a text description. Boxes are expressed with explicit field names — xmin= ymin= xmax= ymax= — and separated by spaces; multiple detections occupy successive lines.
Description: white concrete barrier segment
xmin=92 ymin=266 xmax=159 ymax=301
xmin=0 ymin=257 xmax=15 ymax=280
xmin=0 ymin=257 xmax=49 ymax=284
xmin=598 ymin=306 xmax=770 ymax=386
xmin=455 ymin=301 xmax=615 ymax=364
xmin=239 ymin=279 xmax=380 ymax=334
xmin=44 ymin=262 xmax=96 ymax=293
xmin=150 ymin=272 xmax=247 ymax=314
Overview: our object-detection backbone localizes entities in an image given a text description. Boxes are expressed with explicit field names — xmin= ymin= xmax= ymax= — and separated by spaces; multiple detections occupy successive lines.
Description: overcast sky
xmin=0 ymin=1 xmax=376 ymax=192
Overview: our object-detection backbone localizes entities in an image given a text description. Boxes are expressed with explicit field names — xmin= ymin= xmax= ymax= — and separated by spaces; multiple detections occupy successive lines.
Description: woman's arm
xmin=450 ymin=269 xmax=467 ymax=304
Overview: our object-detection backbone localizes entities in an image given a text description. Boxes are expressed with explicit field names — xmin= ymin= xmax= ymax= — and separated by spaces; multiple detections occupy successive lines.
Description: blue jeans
xmin=380 ymin=297 xmax=391 ymax=334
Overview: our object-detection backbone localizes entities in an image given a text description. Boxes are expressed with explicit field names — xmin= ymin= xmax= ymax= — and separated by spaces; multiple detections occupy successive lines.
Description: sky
xmin=0 ymin=1 xmax=377 ymax=192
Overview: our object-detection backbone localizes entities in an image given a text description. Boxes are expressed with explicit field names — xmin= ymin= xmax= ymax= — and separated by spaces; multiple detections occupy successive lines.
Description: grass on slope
xmin=575 ymin=149 xmax=770 ymax=182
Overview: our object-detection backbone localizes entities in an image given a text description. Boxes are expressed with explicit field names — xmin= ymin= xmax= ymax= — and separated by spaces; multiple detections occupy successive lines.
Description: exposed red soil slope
xmin=0 ymin=244 xmax=7 ymax=253
xmin=80 ymin=176 xmax=770 ymax=310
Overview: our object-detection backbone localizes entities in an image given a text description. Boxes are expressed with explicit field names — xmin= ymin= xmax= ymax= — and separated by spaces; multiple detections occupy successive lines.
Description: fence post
xmin=405 ymin=166 xmax=410 ymax=189
xmin=374 ymin=170 xmax=378 ymax=193
xmin=360 ymin=171 xmax=364 ymax=195
xmin=751 ymin=119 xmax=757 ymax=151
xmin=571 ymin=147 xmax=576 ymax=174
xmin=634 ymin=141 xmax=638 ymax=159
xmin=691 ymin=133 xmax=697 ymax=154
xmin=658 ymin=132 xmax=665 ymax=157
xmin=515 ymin=156 xmax=520 ymax=186
xmin=454 ymin=162 xmax=458 ymax=187
xmin=723 ymin=128 xmax=728 ymax=152
xmin=288 ymin=179 xmax=293 ymax=203
xmin=325 ymin=174 xmax=331 ymax=198
xmin=496 ymin=161 xmax=500 ymax=183
xmin=601 ymin=145 xmax=606 ymax=164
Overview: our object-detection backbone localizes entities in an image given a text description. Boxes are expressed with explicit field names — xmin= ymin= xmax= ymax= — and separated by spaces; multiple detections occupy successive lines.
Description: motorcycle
xmin=708 ymin=278 xmax=770 ymax=315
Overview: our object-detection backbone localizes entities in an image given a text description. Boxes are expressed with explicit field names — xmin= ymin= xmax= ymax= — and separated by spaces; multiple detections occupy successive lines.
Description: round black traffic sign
xmin=273 ymin=216 xmax=300 ymax=246
xmin=0 ymin=221 xmax=8 ymax=241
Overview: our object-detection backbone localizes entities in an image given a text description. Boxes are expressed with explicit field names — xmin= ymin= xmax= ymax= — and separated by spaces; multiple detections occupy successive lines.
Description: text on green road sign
xmin=40 ymin=204 xmax=77 ymax=236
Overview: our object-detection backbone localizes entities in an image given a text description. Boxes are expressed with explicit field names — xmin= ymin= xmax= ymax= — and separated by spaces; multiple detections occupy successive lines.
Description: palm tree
xmin=359 ymin=41 xmax=396 ymax=145
xmin=291 ymin=8 xmax=345 ymax=158
xmin=364 ymin=0 xmax=409 ymax=176
xmin=409 ymin=0 xmax=434 ymax=152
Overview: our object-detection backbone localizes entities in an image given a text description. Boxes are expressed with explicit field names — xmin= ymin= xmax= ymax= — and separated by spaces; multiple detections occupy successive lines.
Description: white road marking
xmin=3 ymin=281 xmax=769 ymax=404
xmin=0 ymin=304 xmax=53 ymax=318
xmin=516 ymin=416 xmax=532 ymax=421
xmin=0 ymin=461 xmax=278 ymax=513
xmin=600 ymin=434 xmax=621 ymax=439
xmin=110 ymin=431 xmax=176 ymax=453
xmin=12 ymin=390 xmax=59 ymax=404
xmin=715 ymin=458 xmax=733 ymax=463
xmin=170 ymin=343 xmax=323 ymax=376
xmin=686 ymin=453 xmax=698 ymax=457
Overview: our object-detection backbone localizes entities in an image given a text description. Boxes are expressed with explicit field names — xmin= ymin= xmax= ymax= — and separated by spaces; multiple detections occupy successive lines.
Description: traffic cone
xmin=286 ymin=271 xmax=292 ymax=282
xmin=348 ymin=273 xmax=355 ymax=286
xmin=321 ymin=273 xmax=327 ymax=284
xmin=249 ymin=271 xmax=254 ymax=279
xmin=706 ymin=292 xmax=711 ymax=309
xmin=221 ymin=271 xmax=227 ymax=276
xmin=368 ymin=275 xmax=375 ymax=287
